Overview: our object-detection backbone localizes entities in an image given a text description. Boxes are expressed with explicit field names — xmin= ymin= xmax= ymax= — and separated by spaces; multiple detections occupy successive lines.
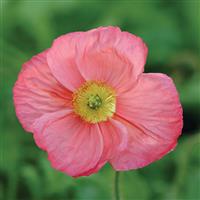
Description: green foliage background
xmin=1 ymin=0 xmax=200 ymax=200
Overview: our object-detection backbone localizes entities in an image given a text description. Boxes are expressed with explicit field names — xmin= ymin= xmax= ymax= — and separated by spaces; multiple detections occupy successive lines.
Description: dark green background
xmin=1 ymin=0 xmax=200 ymax=200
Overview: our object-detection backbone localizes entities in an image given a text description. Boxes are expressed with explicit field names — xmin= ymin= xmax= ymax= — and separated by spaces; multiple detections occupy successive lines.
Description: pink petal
xmin=76 ymin=26 xmax=148 ymax=93
xmin=110 ymin=117 xmax=177 ymax=170
xmin=111 ymin=73 xmax=183 ymax=170
xmin=76 ymin=119 xmax=128 ymax=176
xmin=13 ymin=50 xmax=72 ymax=132
xmin=47 ymin=26 xmax=147 ymax=93
xmin=32 ymin=109 xmax=72 ymax=150
xmin=34 ymin=113 xmax=104 ymax=177
xmin=47 ymin=33 xmax=85 ymax=91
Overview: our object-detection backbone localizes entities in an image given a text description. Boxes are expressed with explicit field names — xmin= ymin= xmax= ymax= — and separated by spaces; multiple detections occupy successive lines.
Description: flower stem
xmin=114 ymin=171 xmax=120 ymax=200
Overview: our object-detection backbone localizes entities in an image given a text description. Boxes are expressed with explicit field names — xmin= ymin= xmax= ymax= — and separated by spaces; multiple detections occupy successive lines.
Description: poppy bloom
xmin=13 ymin=26 xmax=183 ymax=177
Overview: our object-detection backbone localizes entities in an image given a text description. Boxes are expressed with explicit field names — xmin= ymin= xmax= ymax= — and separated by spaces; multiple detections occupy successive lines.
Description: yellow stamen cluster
xmin=72 ymin=81 xmax=116 ymax=123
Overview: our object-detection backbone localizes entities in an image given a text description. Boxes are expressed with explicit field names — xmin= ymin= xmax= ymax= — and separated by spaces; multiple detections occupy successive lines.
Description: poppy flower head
xmin=13 ymin=26 xmax=183 ymax=177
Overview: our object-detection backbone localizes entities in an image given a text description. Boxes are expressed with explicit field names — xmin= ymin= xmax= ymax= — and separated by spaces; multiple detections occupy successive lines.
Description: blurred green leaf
xmin=165 ymin=133 xmax=200 ymax=200
xmin=179 ymin=74 xmax=200 ymax=110
xmin=21 ymin=165 xmax=43 ymax=199
xmin=39 ymin=156 xmax=74 ymax=198
xmin=121 ymin=171 xmax=150 ymax=200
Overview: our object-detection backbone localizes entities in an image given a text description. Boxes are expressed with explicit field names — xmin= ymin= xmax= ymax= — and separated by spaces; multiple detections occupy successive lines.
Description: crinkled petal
xmin=110 ymin=117 xmax=177 ymax=170
xmin=13 ymin=50 xmax=72 ymax=132
xmin=34 ymin=113 xmax=104 ymax=177
xmin=116 ymin=73 xmax=183 ymax=141
xmin=77 ymin=118 xmax=128 ymax=176
xmin=76 ymin=26 xmax=148 ymax=93
xmin=111 ymin=73 xmax=183 ymax=170
xmin=47 ymin=33 xmax=85 ymax=91
xmin=47 ymin=26 xmax=147 ymax=93
xmin=32 ymin=109 xmax=72 ymax=150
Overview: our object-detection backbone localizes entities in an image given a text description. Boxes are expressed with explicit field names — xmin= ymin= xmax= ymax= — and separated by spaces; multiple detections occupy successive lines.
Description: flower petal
xmin=111 ymin=73 xmax=183 ymax=170
xmin=76 ymin=26 xmax=148 ymax=93
xmin=32 ymin=109 xmax=72 ymax=150
xmin=47 ymin=33 xmax=85 ymax=91
xmin=34 ymin=113 xmax=104 ymax=177
xmin=110 ymin=117 xmax=177 ymax=170
xmin=117 ymin=73 xmax=183 ymax=141
xmin=13 ymin=50 xmax=72 ymax=132
xmin=47 ymin=26 xmax=147 ymax=93
xmin=77 ymin=118 xmax=128 ymax=176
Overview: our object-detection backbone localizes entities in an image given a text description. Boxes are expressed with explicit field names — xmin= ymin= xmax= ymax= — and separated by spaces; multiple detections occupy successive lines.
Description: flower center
xmin=72 ymin=81 xmax=116 ymax=123
xmin=87 ymin=94 xmax=102 ymax=110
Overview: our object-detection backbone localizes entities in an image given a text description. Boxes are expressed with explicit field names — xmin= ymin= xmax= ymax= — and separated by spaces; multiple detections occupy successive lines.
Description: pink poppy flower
xmin=13 ymin=26 xmax=183 ymax=177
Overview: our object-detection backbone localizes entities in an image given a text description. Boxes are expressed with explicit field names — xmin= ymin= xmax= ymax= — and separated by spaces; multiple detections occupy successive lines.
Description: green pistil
xmin=87 ymin=94 xmax=102 ymax=110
